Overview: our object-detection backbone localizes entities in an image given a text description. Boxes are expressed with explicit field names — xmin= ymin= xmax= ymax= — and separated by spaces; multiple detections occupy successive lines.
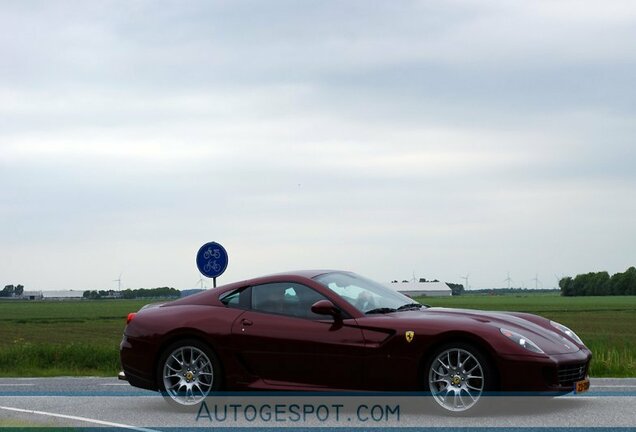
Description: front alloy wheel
xmin=159 ymin=340 xmax=219 ymax=407
xmin=427 ymin=345 xmax=488 ymax=413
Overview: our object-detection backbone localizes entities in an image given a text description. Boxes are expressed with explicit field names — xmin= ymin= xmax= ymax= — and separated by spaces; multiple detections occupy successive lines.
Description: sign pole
xmin=213 ymin=277 xmax=217 ymax=288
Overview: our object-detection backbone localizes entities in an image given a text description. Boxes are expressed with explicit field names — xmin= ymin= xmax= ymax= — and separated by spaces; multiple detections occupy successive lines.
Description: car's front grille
xmin=558 ymin=363 xmax=587 ymax=385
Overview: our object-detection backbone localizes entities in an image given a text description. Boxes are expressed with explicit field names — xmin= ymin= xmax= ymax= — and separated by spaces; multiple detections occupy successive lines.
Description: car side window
xmin=220 ymin=287 xmax=251 ymax=310
xmin=251 ymin=282 xmax=328 ymax=320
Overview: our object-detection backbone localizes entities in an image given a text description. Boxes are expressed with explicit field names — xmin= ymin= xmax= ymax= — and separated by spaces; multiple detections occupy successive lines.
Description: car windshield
xmin=313 ymin=272 xmax=419 ymax=314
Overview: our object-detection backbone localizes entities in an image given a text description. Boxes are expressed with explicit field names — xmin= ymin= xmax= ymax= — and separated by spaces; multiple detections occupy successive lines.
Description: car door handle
xmin=241 ymin=319 xmax=253 ymax=327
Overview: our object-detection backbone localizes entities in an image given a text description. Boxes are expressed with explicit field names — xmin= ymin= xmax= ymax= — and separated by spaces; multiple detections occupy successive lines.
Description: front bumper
xmin=497 ymin=347 xmax=592 ymax=393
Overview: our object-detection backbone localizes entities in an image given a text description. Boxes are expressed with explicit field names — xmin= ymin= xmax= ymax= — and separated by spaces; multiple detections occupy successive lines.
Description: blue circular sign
xmin=196 ymin=242 xmax=229 ymax=278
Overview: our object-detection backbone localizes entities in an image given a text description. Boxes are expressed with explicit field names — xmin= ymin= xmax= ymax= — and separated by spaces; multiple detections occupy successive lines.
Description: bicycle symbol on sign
xmin=203 ymin=248 xmax=221 ymax=260
xmin=204 ymin=260 xmax=221 ymax=274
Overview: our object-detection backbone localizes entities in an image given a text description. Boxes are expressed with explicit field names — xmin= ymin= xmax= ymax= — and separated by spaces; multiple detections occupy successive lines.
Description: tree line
xmin=83 ymin=287 xmax=180 ymax=299
xmin=0 ymin=285 xmax=24 ymax=297
xmin=446 ymin=283 xmax=465 ymax=296
xmin=560 ymin=266 xmax=636 ymax=296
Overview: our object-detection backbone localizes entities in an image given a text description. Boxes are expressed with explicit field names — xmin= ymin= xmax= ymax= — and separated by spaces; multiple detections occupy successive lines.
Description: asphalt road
xmin=1 ymin=377 xmax=635 ymax=430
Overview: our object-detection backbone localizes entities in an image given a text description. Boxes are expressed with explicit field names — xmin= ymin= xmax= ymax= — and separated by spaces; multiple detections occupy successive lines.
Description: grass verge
xmin=0 ymin=343 xmax=119 ymax=377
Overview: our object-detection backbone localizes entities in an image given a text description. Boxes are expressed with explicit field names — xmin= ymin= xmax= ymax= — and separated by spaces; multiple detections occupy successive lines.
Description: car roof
xmin=261 ymin=269 xmax=347 ymax=279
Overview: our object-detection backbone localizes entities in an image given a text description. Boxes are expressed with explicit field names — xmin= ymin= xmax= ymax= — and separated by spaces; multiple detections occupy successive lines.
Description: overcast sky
xmin=2 ymin=0 xmax=635 ymax=291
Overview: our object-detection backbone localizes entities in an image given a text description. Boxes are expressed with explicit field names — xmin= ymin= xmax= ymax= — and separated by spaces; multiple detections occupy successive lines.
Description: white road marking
xmin=0 ymin=384 xmax=34 ymax=386
xmin=561 ymin=396 xmax=600 ymax=400
xmin=0 ymin=405 xmax=160 ymax=432
xmin=101 ymin=383 xmax=130 ymax=386
xmin=594 ymin=385 xmax=636 ymax=388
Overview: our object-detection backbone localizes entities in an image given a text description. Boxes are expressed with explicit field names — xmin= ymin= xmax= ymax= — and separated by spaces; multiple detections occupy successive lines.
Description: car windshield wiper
xmin=396 ymin=303 xmax=424 ymax=311
xmin=365 ymin=307 xmax=397 ymax=315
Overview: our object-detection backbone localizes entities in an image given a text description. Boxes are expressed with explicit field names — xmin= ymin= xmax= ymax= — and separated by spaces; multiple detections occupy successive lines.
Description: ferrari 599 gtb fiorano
xmin=120 ymin=270 xmax=591 ymax=413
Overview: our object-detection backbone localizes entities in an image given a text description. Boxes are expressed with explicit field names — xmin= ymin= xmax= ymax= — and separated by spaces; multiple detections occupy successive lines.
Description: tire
xmin=156 ymin=339 xmax=222 ymax=409
xmin=424 ymin=342 xmax=494 ymax=414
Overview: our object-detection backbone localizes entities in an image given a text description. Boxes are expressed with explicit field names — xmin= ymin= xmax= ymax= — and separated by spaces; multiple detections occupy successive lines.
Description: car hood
xmin=383 ymin=307 xmax=581 ymax=355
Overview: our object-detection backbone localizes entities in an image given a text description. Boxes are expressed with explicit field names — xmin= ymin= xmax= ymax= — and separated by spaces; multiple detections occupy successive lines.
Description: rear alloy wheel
xmin=158 ymin=340 xmax=220 ymax=407
xmin=426 ymin=344 xmax=491 ymax=413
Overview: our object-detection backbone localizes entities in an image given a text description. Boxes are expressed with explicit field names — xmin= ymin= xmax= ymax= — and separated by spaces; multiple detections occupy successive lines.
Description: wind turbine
xmin=531 ymin=273 xmax=542 ymax=289
xmin=461 ymin=274 xmax=469 ymax=290
xmin=113 ymin=273 xmax=122 ymax=291
xmin=504 ymin=272 xmax=513 ymax=289
xmin=196 ymin=276 xmax=206 ymax=290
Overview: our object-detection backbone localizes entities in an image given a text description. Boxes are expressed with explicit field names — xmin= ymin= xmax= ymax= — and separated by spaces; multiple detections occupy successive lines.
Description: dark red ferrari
xmin=119 ymin=270 xmax=591 ymax=413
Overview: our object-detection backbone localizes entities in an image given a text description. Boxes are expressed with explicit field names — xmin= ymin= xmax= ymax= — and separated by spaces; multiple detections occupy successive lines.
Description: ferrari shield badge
xmin=405 ymin=330 xmax=415 ymax=343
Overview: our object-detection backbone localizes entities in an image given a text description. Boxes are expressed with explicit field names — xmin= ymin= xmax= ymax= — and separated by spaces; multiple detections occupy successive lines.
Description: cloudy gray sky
xmin=2 ymin=0 xmax=635 ymax=291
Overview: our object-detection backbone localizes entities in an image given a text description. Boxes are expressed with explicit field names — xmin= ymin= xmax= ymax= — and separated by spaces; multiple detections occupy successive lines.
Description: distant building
xmin=21 ymin=291 xmax=43 ymax=300
xmin=41 ymin=290 xmax=84 ymax=300
xmin=387 ymin=281 xmax=452 ymax=297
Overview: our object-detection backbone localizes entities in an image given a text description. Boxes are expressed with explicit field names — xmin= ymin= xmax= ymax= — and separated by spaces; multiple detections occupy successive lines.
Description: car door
xmin=230 ymin=282 xmax=367 ymax=389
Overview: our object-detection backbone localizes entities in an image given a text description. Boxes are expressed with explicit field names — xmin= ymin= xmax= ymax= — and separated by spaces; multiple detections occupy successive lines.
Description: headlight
xmin=500 ymin=328 xmax=544 ymax=354
xmin=550 ymin=321 xmax=584 ymax=345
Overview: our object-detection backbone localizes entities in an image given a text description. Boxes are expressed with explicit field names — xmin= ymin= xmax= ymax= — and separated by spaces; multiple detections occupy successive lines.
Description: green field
xmin=0 ymin=295 xmax=634 ymax=377
xmin=0 ymin=299 xmax=148 ymax=377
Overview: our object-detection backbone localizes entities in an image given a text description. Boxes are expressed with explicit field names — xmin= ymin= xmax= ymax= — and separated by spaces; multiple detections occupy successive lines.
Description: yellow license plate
xmin=575 ymin=378 xmax=590 ymax=394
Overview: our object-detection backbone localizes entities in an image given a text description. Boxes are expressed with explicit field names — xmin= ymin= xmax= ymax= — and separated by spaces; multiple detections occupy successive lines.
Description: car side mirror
xmin=311 ymin=300 xmax=341 ymax=318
